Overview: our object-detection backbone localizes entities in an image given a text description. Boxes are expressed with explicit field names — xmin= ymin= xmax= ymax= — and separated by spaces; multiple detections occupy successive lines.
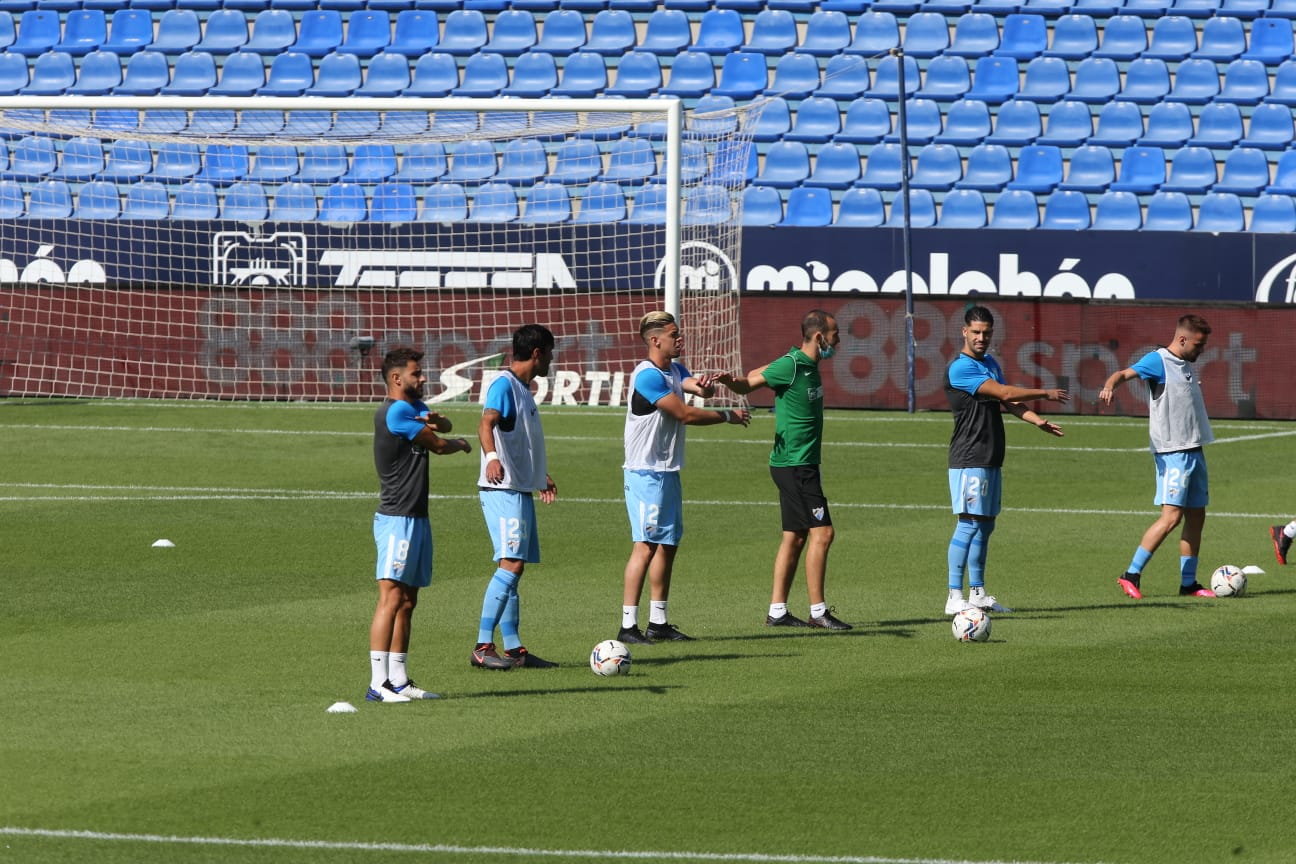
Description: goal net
xmin=0 ymin=96 xmax=759 ymax=407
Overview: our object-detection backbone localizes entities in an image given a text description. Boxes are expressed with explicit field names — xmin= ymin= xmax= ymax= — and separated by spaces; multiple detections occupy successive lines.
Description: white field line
xmin=0 ymin=827 xmax=1107 ymax=864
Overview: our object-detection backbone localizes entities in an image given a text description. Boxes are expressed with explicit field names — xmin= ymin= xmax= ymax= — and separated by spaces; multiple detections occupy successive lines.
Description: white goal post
xmin=0 ymin=95 xmax=759 ymax=406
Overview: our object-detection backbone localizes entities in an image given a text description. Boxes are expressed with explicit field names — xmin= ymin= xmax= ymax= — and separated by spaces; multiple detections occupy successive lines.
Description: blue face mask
xmin=818 ymin=338 xmax=836 ymax=359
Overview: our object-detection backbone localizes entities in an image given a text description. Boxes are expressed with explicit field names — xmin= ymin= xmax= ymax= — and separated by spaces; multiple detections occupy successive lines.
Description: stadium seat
xmin=480 ymin=8 xmax=535 ymax=55
xmin=171 ymin=180 xmax=219 ymax=219
xmin=309 ymin=53 xmax=363 ymax=98
xmin=595 ymin=136 xmax=653 ymax=186
xmin=552 ymin=51 xmax=607 ymax=97
xmin=1194 ymin=191 xmax=1245 ymax=231
xmin=68 ymin=49 xmax=120 ymax=95
xmin=404 ymin=53 xmax=459 ymax=98
xmin=91 ymin=109 xmax=139 ymax=134
xmin=780 ymin=186 xmax=833 ymax=227
xmin=1059 ymin=144 xmax=1116 ymax=192
xmin=349 ymin=51 xmax=409 ymax=97
xmin=936 ymin=98 xmax=993 ymax=146
xmin=1007 ymin=144 xmax=1064 ymax=193
xmin=1143 ymin=190 xmax=1194 ymax=230
xmin=1089 ymin=100 xmax=1145 ymax=146
xmin=219 ymin=181 xmax=268 ymax=221
xmin=1161 ymin=146 xmax=1219 ymax=193
xmin=626 ymin=183 xmax=668 ymax=225
xmin=1164 ymin=58 xmax=1220 ymax=104
xmin=2 ymin=135 xmax=55 ymax=181
xmin=519 ymin=181 xmax=571 ymax=225
xmin=0 ymin=179 xmax=21 ymax=219
xmin=916 ymin=55 xmax=971 ymax=102
xmin=266 ymin=182 xmax=315 ymax=222
xmin=196 ymin=9 xmax=248 ymax=55
xmin=24 ymin=179 xmax=72 ymax=219
xmin=766 ymin=52 xmax=822 ymax=100
xmin=692 ymin=93 xmax=738 ymax=137
xmin=884 ymin=98 xmax=942 ymax=144
xmin=986 ymin=99 xmax=1042 ymax=147
xmin=1241 ymin=18 xmax=1293 ymax=63
xmin=386 ymin=142 xmax=444 ymax=184
xmin=120 ymin=181 xmax=170 ymax=220
xmin=1220 ymin=0 xmax=1271 ymax=16
xmin=243 ymin=10 xmax=295 ymax=54
xmin=1109 ymin=145 xmax=1167 ymax=193
xmin=548 ymin=138 xmax=600 ymax=186
xmin=683 ymin=183 xmax=732 ymax=226
xmin=111 ymin=50 xmax=167 ymax=96
xmin=56 ymin=8 xmax=106 ymax=56
xmin=0 ymin=51 xmax=25 ymax=95
xmin=1173 ymin=0 xmax=1222 ymax=14
xmin=798 ymin=10 xmax=851 ymax=57
xmin=21 ymin=50 xmax=74 ymax=96
xmin=294 ymin=145 xmax=346 ymax=184
xmin=209 ymin=50 xmax=265 ymax=97
xmin=967 ymin=56 xmax=1019 ymax=103
xmin=1266 ymin=149 xmax=1296 ymax=193
xmin=1093 ymin=190 xmax=1144 ymax=229
xmin=816 ymin=54 xmax=871 ymax=101
xmin=493 ymin=138 xmax=545 ymax=186
xmin=438 ymin=139 xmax=493 ymax=185
xmin=1115 ymin=58 xmax=1171 ymax=104
xmin=586 ymin=8 xmax=636 ymax=55
xmin=1269 ymin=0 xmax=1296 ymax=15
xmin=335 ymin=10 xmax=392 ymax=58
xmin=452 ymin=52 xmax=508 ymax=98
xmin=195 ymin=144 xmax=250 ymax=187
xmin=856 ymin=141 xmax=906 ymax=191
xmin=1124 ymin=0 xmax=1174 ymax=15
xmin=710 ymin=138 xmax=756 ymax=186
xmin=947 ymin=12 xmax=1000 ymax=59
xmin=754 ymin=140 xmax=810 ymax=189
xmin=835 ymin=97 xmax=891 ymax=144
xmin=10 ymin=9 xmax=58 ymax=56
xmin=1264 ymin=59 xmax=1296 ymax=105
xmin=885 ymin=188 xmax=937 ymax=228
xmin=1217 ymin=58 xmax=1269 ymax=104
xmin=834 ymin=186 xmax=885 ymax=227
xmin=806 ymin=141 xmax=864 ymax=189
xmin=1037 ymin=100 xmax=1094 ymax=147
xmin=468 ymin=182 xmax=519 ymax=223
xmin=415 ymin=182 xmax=466 ymax=222
xmin=160 ymin=50 xmax=216 ymax=96
xmin=534 ymin=9 xmax=586 ymax=56
xmin=1044 ymin=15 xmax=1099 ymax=60
xmin=1250 ymin=193 xmax=1296 ymax=231
xmin=785 ymin=97 xmax=842 ymax=143
xmin=1139 ymin=102 xmax=1194 ymax=147
xmin=1194 ymin=15 xmax=1247 ymax=60
xmin=388 ymin=10 xmax=440 ymax=56
xmin=365 ymin=181 xmax=416 ymax=223
xmin=740 ymin=184 xmax=783 ymax=226
xmin=694 ymin=7 xmax=744 ymax=55
xmin=1095 ymin=15 xmax=1149 ymax=61
xmin=317 ymin=182 xmax=367 ymax=222
xmin=604 ymin=50 xmax=659 ymax=98
xmin=574 ymin=180 xmax=627 ymax=223
xmin=100 ymin=139 xmax=153 ymax=183
xmin=1188 ymin=102 xmax=1243 ymax=147
xmin=1241 ymin=102 xmax=1295 ymax=149
xmin=846 ymin=11 xmax=900 ymax=56
xmin=0 ymin=12 xmax=11 ymax=52
xmin=241 ymin=145 xmax=297 ymax=184
xmin=1069 ymin=57 xmax=1122 ymax=104
xmin=253 ymin=52 xmax=311 ymax=97
xmin=711 ymin=51 xmax=767 ymax=100
xmin=140 ymin=110 xmax=189 ymax=136
xmin=1214 ymin=147 xmax=1271 ymax=195
xmin=1145 ymin=15 xmax=1198 ymax=60
xmin=1040 ymin=189 xmax=1092 ymax=229
xmin=936 ymin=188 xmax=988 ymax=228
xmin=864 ymin=54 xmax=919 ymax=102
xmin=51 ymin=136 xmax=104 ymax=181
xmin=434 ymin=9 xmax=487 ymax=56
xmin=638 ymin=12 xmax=690 ymax=58
xmin=904 ymin=12 xmax=951 ymax=58
xmin=989 ymin=189 xmax=1041 ymax=229
xmin=956 ymin=142 xmax=1014 ymax=190
xmin=910 ymin=142 xmax=963 ymax=191
xmin=73 ymin=180 xmax=120 ymax=220
xmin=1018 ymin=56 xmax=1072 ymax=103
xmin=997 ymin=14 xmax=1049 ymax=59
xmin=293 ymin=10 xmax=343 ymax=58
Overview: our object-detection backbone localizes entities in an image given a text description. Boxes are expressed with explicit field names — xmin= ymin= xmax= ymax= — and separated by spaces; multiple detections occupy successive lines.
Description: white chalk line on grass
xmin=0 ymin=827 xmax=1105 ymax=864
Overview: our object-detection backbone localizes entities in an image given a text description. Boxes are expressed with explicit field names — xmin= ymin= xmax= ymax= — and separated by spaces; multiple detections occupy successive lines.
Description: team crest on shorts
xmin=813 ymin=506 xmax=825 ymax=521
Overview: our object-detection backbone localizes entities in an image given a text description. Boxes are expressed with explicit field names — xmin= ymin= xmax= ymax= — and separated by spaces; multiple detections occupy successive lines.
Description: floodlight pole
xmin=893 ymin=48 xmax=917 ymax=414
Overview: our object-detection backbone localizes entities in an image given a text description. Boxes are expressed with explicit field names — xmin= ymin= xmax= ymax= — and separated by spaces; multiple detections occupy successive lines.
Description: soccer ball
xmin=1210 ymin=564 xmax=1247 ymax=597
xmin=589 ymin=639 xmax=631 ymax=676
xmin=952 ymin=606 xmax=992 ymax=642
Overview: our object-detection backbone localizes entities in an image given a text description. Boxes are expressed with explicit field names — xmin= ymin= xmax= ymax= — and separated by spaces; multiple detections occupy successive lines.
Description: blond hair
xmin=639 ymin=311 xmax=677 ymax=341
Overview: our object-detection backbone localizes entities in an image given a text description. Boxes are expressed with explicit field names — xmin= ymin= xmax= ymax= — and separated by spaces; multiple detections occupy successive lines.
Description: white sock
xmin=949 ymin=588 xmax=964 ymax=599
xmin=970 ymin=586 xmax=986 ymax=598
xmin=649 ymin=600 xmax=668 ymax=626
xmin=622 ymin=605 xmax=638 ymax=629
xmin=810 ymin=602 xmax=827 ymax=619
xmin=388 ymin=652 xmax=408 ymax=688
xmin=769 ymin=602 xmax=788 ymax=618
xmin=369 ymin=651 xmax=389 ymax=690
xmin=1285 ymin=521 xmax=1296 ymax=539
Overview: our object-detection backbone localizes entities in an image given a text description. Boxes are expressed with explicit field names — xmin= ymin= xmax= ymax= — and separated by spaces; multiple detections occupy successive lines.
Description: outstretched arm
xmin=413 ymin=425 xmax=471 ymax=455
xmin=653 ymin=391 xmax=751 ymax=427
xmin=715 ymin=366 xmax=770 ymax=396
xmin=1098 ymin=368 xmax=1140 ymax=405
xmin=976 ymin=378 xmax=1069 ymax=405
xmin=1003 ymin=401 xmax=1064 ymax=437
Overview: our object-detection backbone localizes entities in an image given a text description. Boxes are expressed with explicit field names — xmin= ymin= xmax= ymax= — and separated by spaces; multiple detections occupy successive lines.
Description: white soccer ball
xmin=590 ymin=639 xmax=632 ymax=676
xmin=952 ymin=606 xmax=992 ymax=642
xmin=1210 ymin=564 xmax=1247 ymax=597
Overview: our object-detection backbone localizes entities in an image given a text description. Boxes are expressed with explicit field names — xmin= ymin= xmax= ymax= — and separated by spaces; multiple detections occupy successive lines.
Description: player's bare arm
xmin=414 ymin=426 xmax=471 ymax=455
xmin=684 ymin=373 xmax=719 ymax=399
xmin=540 ymin=474 xmax=557 ymax=505
xmin=976 ymin=379 xmax=1069 ymax=405
xmin=1098 ymin=367 xmax=1140 ymax=405
xmin=420 ymin=411 xmax=452 ymax=433
xmin=478 ymin=409 xmax=505 ymax=485
xmin=716 ymin=366 xmax=769 ymax=396
xmin=653 ymin=391 xmax=750 ymax=427
xmin=1004 ymin=402 xmax=1064 ymax=437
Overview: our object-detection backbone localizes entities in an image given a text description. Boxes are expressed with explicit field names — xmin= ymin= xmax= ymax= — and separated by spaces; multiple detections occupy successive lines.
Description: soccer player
xmin=618 ymin=312 xmax=751 ymax=645
xmin=1100 ymin=314 xmax=1216 ymax=599
xmin=719 ymin=309 xmax=851 ymax=631
xmin=473 ymin=324 xmax=560 ymax=670
xmin=368 ymin=347 xmax=472 ymax=704
xmin=943 ymin=306 xmax=1069 ymax=615
xmin=1271 ymin=520 xmax=1294 ymax=565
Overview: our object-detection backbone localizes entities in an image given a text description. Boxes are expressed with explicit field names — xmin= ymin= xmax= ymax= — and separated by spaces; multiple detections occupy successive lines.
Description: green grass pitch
xmin=2 ymin=399 xmax=1294 ymax=864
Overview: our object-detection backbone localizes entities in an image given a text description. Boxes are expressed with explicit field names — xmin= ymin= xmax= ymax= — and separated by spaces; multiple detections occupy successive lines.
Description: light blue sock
xmin=500 ymin=583 xmax=522 ymax=651
xmin=948 ymin=518 xmax=977 ymax=591
xmin=477 ymin=568 xmax=518 ymax=644
xmin=968 ymin=519 xmax=995 ymax=589
xmin=1127 ymin=547 xmax=1153 ymax=575
xmin=1180 ymin=556 xmax=1198 ymax=587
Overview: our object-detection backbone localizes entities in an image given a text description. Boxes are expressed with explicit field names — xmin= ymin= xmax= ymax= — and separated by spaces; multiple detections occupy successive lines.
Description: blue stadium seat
xmin=0 ymin=11 xmax=13 ymax=52
xmin=417 ymin=182 xmax=467 ymax=223
xmin=1060 ymin=143 xmax=1116 ymax=192
xmin=483 ymin=8 xmax=536 ymax=55
xmin=766 ymin=52 xmax=821 ymax=100
xmin=195 ymin=9 xmax=248 ymax=55
xmin=1139 ymin=101 xmax=1194 ymax=147
xmin=600 ymin=136 xmax=657 ymax=186
xmin=885 ymin=189 xmax=937 ymax=228
xmin=91 ymin=108 xmax=139 ymax=134
xmin=865 ymin=54 xmax=919 ymax=102
xmin=740 ymin=184 xmax=783 ymax=226
xmin=22 ymin=50 xmax=74 ymax=96
xmin=269 ymin=182 xmax=315 ymax=222
xmin=386 ymin=142 xmax=444 ymax=184
xmin=1173 ymin=0 xmax=1222 ymax=14
xmin=948 ymin=12 xmax=1001 ymax=58
xmin=586 ymin=8 xmax=636 ymax=55
xmin=0 ymin=179 xmax=23 ymax=219
xmin=552 ymin=51 xmax=607 ymax=96
xmin=1217 ymin=58 xmax=1269 ymax=103
xmin=653 ymin=50 xmax=709 ymax=98
xmin=626 ymin=183 xmax=668 ymax=224
xmin=1187 ymin=101 xmax=1243 ymax=147
xmin=846 ymin=11 xmax=900 ymax=56
xmin=1194 ymin=191 xmax=1245 ymax=231
xmin=490 ymin=138 xmax=543 ymax=186
xmin=57 ymin=8 xmax=106 ymax=56
xmin=710 ymin=138 xmax=756 ymax=186
xmin=785 ymin=96 xmax=842 ymax=143
xmin=256 ymin=52 xmax=312 ymax=97
xmin=1268 ymin=0 xmax=1296 ymax=15
xmin=307 ymin=52 xmax=362 ymax=97
xmin=1250 ymin=193 xmax=1296 ymax=231
xmin=296 ymin=145 xmax=347 ymax=184
xmin=1044 ymin=14 xmax=1098 ymax=59
xmin=140 ymin=110 xmax=189 ymax=136
xmin=754 ymin=140 xmax=810 ymax=188
xmin=711 ymin=51 xmax=766 ymax=100
xmin=1007 ymin=144 xmax=1064 ymax=193
xmin=1145 ymin=15 xmax=1198 ymax=60
xmin=640 ymin=9 xmax=690 ymax=56
xmin=120 ymin=181 xmax=170 ymax=220
xmin=434 ymin=9 xmax=487 ymax=56
xmin=521 ymin=181 xmax=571 ymax=224
xmin=220 ymin=181 xmax=268 ymax=221
xmin=100 ymin=139 xmax=153 ymax=182
xmin=368 ymin=182 xmax=417 ymax=222
xmin=1161 ymin=146 xmax=1219 ymax=192
xmin=806 ymin=141 xmax=863 ymax=189
xmin=160 ymin=50 xmax=216 ymax=95
xmin=749 ymin=95 xmax=790 ymax=143
xmin=404 ymin=52 xmax=459 ymax=97
xmin=1089 ymin=100 xmax=1144 ymax=146
xmin=294 ymin=10 xmax=343 ymax=58
xmin=209 ymin=50 xmax=265 ymax=97
xmin=996 ymin=13 xmax=1049 ymax=59
xmin=350 ymin=51 xmax=409 ymax=97
xmin=1194 ymin=15 xmax=1246 ymax=60
xmin=11 ymin=9 xmax=59 ymax=56
xmin=836 ymin=97 xmax=892 ymax=144
xmin=957 ymin=143 xmax=1014 ymax=190
xmin=52 ymin=136 xmax=104 ymax=181
xmin=195 ymin=144 xmax=250 ymax=187
xmin=1242 ymin=18 xmax=1294 ymax=63
xmin=68 ymin=49 xmax=120 ymax=95
xmin=835 ymin=186 xmax=886 ymax=227
xmin=1093 ymin=190 xmax=1144 ymax=229
xmin=1038 ymin=100 xmax=1093 ymax=146
xmin=243 ymin=145 xmax=297 ymax=183
xmin=574 ymin=180 xmax=627 ymax=223
xmin=1095 ymin=15 xmax=1149 ymax=61
xmin=244 ymin=10 xmax=295 ymax=54
xmin=968 ymin=56 xmax=1019 ymax=103
xmin=986 ymin=99 xmax=1042 ymax=146
xmin=339 ymin=143 xmax=394 ymax=184
xmin=1123 ymin=0 xmax=1174 ymax=15
xmin=1266 ymin=149 xmax=1296 ymax=193
xmin=1069 ymin=57 xmax=1121 ymax=103
xmin=781 ymin=186 xmax=833 ymax=227
xmin=171 ymin=180 xmax=219 ymax=219
xmin=976 ymin=0 xmax=1026 ymax=12
xmin=1165 ymin=57 xmax=1220 ymax=104
xmin=989 ymin=189 xmax=1041 ymax=229
xmin=1109 ymin=145 xmax=1167 ymax=192
xmin=388 ymin=10 xmax=440 ymax=56
xmin=337 ymin=10 xmax=392 ymax=57
xmin=1041 ymin=189 xmax=1092 ymax=228
xmin=884 ymin=98 xmax=942 ymax=144
xmin=1115 ymin=58 xmax=1171 ymax=104
xmin=904 ymin=12 xmax=951 ymax=58
xmin=937 ymin=188 xmax=988 ymax=228
xmin=0 ymin=51 xmax=25 ymax=95
xmin=1143 ymin=191 xmax=1194 ymax=230
xmin=916 ymin=55 xmax=971 ymax=102
xmin=73 ymin=180 xmax=121 ymax=220
xmin=1214 ymin=147 xmax=1270 ymax=195
xmin=797 ymin=10 xmax=851 ymax=57
xmin=452 ymin=52 xmax=507 ymax=98
xmin=1018 ymin=56 xmax=1072 ymax=103
xmin=684 ymin=182 xmax=733 ymax=225
xmin=24 ymin=179 xmax=72 ymax=219
xmin=549 ymin=138 xmax=601 ymax=185
xmin=1220 ymin=0 xmax=1270 ymax=16
xmin=694 ymin=7 xmax=744 ymax=55
xmin=910 ymin=142 xmax=963 ymax=191
xmin=816 ymin=55 xmax=871 ymax=101
xmin=1241 ymin=102 xmax=1295 ymax=149
xmin=1264 ymin=59 xmax=1296 ymax=105
xmin=856 ymin=141 xmax=906 ymax=191
xmin=534 ymin=8 xmax=586 ymax=55
xmin=318 ymin=182 xmax=367 ymax=222
xmin=936 ymin=98 xmax=993 ymax=145
xmin=468 ymin=182 xmax=519 ymax=223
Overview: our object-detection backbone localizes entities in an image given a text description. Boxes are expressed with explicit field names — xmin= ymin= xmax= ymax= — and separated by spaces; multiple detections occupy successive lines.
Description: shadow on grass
xmin=706 ymin=626 xmax=918 ymax=642
xmin=631 ymin=650 xmax=799 ymax=668
xmin=453 ymin=683 xmax=682 ymax=699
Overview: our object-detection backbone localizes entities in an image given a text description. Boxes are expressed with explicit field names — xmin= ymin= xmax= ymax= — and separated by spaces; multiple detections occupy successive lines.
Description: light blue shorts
xmin=373 ymin=514 xmax=432 ymax=588
xmin=479 ymin=488 xmax=540 ymax=563
xmin=949 ymin=467 xmax=1002 ymax=517
xmin=1153 ymin=449 xmax=1209 ymax=509
xmin=624 ymin=469 xmax=683 ymax=546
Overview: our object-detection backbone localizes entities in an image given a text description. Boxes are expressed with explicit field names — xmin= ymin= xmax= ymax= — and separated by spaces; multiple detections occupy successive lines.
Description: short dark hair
xmin=512 ymin=323 xmax=555 ymax=360
xmin=1178 ymin=314 xmax=1211 ymax=336
xmin=382 ymin=346 xmax=422 ymax=380
xmin=800 ymin=309 xmax=834 ymax=340
xmin=964 ymin=305 xmax=994 ymax=326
